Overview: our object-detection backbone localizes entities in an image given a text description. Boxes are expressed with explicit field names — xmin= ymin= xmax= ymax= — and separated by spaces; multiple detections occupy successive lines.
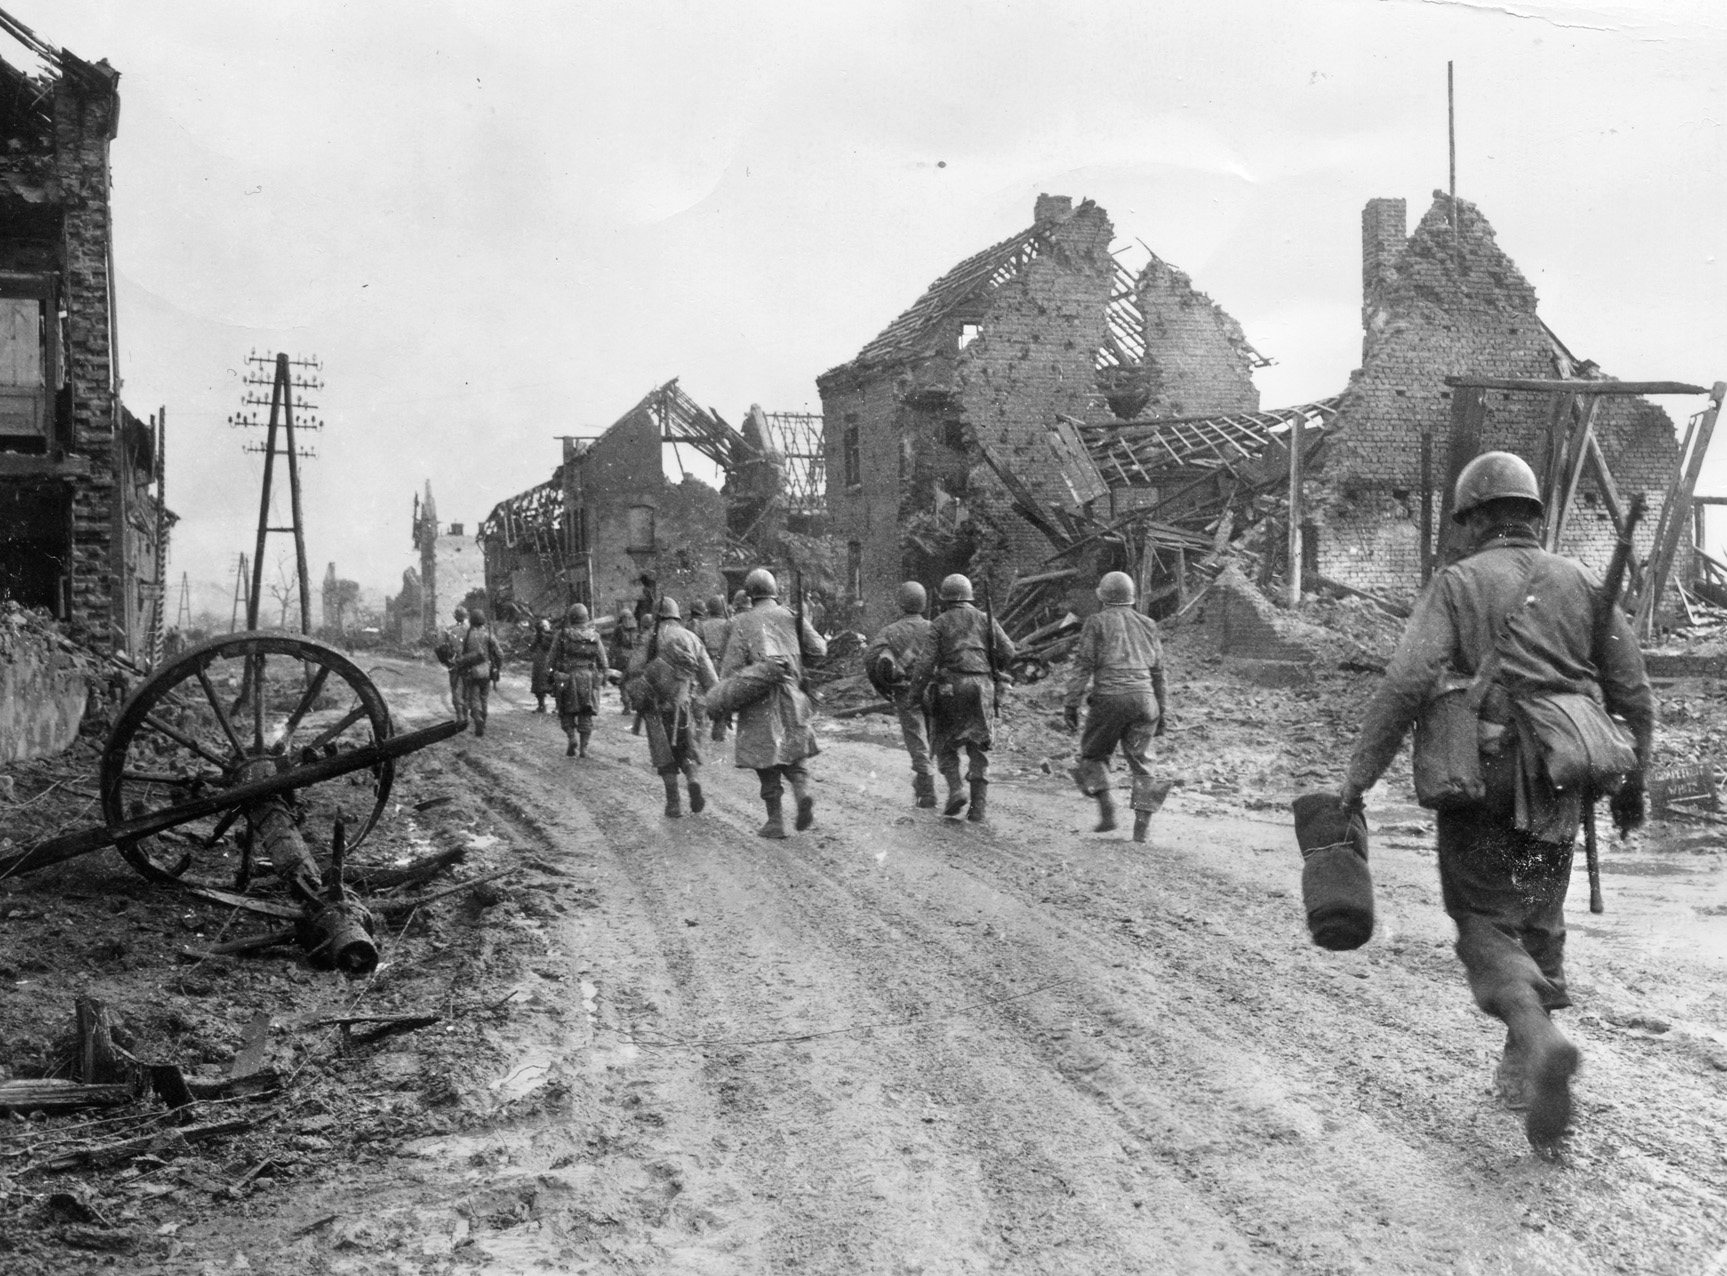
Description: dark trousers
xmin=1074 ymin=692 xmax=1157 ymax=794
xmin=459 ymin=678 xmax=492 ymax=732
xmin=448 ymin=670 xmax=465 ymax=721
xmin=756 ymin=763 xmax=808 ymax=800
xmin=1437 ymin=807 xmax=1573 ymax=1013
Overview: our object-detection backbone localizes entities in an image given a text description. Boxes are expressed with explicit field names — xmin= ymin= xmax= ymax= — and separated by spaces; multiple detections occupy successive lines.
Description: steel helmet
xmin=690 ymin=598 xmax=707 ymax=618
xmin=657 ymin=596 xmax=681 ymax=620
xmin=1096 ymin=571 xmax=1136 ymax=605
xmin=453 ymin=605 xmax=468 ymax=619
xmin=745 ymin=567 xmax=779 ymax=599
xmin=1452 ymin=451 xmax=1543 ymax=522
xmin=939 ymin=573 xmax=973 ymax=602
xmin=895 ymin=581 xmax=927 ymax=613
xmin=566 ymin=603 xmax=589 ymax=624
xmin=468 ymin=610 xmax=487 ymax=625
xmin=707 ymin=593 xmax=727 ymax=617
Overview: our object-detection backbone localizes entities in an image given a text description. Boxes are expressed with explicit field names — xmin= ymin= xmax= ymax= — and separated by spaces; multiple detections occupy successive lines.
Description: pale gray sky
xmin=14 ymin=1 xmax=1727 ymax=617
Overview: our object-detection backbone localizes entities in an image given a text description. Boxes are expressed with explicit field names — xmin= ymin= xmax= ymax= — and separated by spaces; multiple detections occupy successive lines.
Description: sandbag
xmin=1291 ymin=791 xmax=1374 ymax=951
xmin=705 ymin=659 xmax=791 ymax=715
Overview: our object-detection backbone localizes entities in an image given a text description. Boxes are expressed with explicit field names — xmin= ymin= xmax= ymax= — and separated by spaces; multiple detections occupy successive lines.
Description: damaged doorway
xmin=0 ymin=482 xmax=70 ymax=616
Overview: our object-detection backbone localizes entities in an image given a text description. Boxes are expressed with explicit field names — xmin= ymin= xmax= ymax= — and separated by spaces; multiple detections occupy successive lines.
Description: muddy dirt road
xmin=169 ymin=656 xmax=1727 ymax=1274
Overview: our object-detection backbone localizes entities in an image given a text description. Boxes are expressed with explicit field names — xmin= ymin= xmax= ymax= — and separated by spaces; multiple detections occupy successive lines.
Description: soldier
xmin=548 ymin=603 xmax=610 ymax=758
xmin=453 ymin=610 xmax=504 ymax=738
xmin=527 ymin=617 xmax=554 ymax=713
xmin=698 ymin=593 xmax=734 ymax=741
xmin=721 ymin=567 xmax=827 ymax=838
xmin=436 ymin=604 xmax=469 ymax=723
xmin=731 ymin=588 xmax=749 ymax=616
xmin=608 ymin=611 xmax=639 ymax=714
xmin=907 ymin=574 xmax=1015 ymax=823
xmin=864 ymin=581 xmax=935 ymax=808
xmin=1339 ymin=452 xmax=1654 ymax=1150
xmin=1063 ymin=571 xmax=1168 ymax=842
xmin=628 ymin=597 xmax=718 ymax=817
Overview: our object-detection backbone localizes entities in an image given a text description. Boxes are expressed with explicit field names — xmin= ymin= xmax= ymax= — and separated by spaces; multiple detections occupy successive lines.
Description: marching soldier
xmin=721 ymin=567 xmax=827 ymax=838
xmin=1340 ymin=452 xmax=1654 ymax=1150
xmin=528 ymin=618 xmax=554 ymax=713
xmin=907 ymin=574 xmax=1014 ymax=823
xmin=548 ymin=603 xmax=610 ymax=758
xmin=698 ymin=593 xmax=734 ymax=741
xmin=608 ymin=611 xmax=639 ymax=714
xmin=436 ymin=604 xmax=469 ymax=723
xmin=628 ymin=597 xmax=718 ymax=817
xmin=1063 ymin=571 xmax=1168 ymax=842
xmin=453 ymin=610 xmax=504 ymax=738
xmin=864 ymin=581 xmax=935 ymax=808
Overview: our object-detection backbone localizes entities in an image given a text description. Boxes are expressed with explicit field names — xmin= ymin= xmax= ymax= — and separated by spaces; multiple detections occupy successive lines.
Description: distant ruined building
xmin=410 ymin=483 xmax=485 ymax=640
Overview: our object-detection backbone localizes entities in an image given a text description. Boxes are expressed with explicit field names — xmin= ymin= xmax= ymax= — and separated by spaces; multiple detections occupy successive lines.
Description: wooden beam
xmin=1584 ymin=432 xmax=1627 ymax=534
xmin=1638 ymin=381 xmax=1725 ymax=635
xmin=1444 ymin=377 xmax=1708 ymax=395
xmin=1437 ymin=385 xmax=1485 ymax=565
xmin=1287 ymin=417 xmax=1304 ymax=607
xmin=1547 ymin=395 xmax=1600 ymax=551
xmin=1691 ymin=495 xmax=1727 ymax=506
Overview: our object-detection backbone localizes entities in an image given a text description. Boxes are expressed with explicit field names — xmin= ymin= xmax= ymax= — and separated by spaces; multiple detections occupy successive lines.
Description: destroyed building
xmin=0 ymin=22 xmax=171 ymax=660
xmin=1317 ymin=192 xmax=1685 ymax=598
xmin=818 ymin=194 xmax=1265 ymax=633
xmin=411 ymin=483 xmax=485 ymax=640
xmin=479 ymin=382 xmax=730 ymax=622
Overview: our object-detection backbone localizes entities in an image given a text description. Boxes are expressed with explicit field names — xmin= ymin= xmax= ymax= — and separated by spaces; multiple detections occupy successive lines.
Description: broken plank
xmin=1312 ymin=573 xmax=1413 ymax=619
xmin=0 ymin=1080 xmax=135 ymax=1112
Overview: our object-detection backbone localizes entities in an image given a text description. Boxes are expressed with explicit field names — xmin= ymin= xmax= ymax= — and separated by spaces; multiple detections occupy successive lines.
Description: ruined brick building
xmin=1316 ymin=192 xmax=1684 ymax=598
xmin=818 ymin=194 xmax=1265 ymax=633
xmin=0 ymin=22 xmax=170 ymax=659
xmin=411 ymin=483 xmax=485 ymax=640
xmin=479 ymin=382 xmax=727 ymax=623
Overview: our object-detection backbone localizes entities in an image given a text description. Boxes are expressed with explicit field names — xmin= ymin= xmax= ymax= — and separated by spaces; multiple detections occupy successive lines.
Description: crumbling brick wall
xmin=1135 ymin=253 xmax=1261 ymax=419
xmin=1317 ymin=193 xmax=1683 ymax=602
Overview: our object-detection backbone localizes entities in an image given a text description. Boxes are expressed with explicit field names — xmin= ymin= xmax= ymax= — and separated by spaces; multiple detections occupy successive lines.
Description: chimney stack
xmin=1034 ymin=193 xmax=1073 ymax=223
xmin=1361 ymin=198 xmax=1407 ymax=318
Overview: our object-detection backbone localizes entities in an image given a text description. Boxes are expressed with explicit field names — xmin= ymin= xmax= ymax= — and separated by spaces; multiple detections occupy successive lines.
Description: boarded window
xmin=0 ymin=296 xmax=46 ymax=438
xmin=843 ymin=415 xmax=861 ymax=488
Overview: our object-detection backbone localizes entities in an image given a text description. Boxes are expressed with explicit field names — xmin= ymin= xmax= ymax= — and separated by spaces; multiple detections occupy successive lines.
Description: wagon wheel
xmin=1008 ymin=655 xmax=1051 ymax=685
xmin=99 ymin=632 xmax=395 ymax=889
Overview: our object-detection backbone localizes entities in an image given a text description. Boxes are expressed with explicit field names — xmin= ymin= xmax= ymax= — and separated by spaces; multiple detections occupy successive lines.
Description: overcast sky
xmin=11 ymin=0 xmax=1726 ymax=619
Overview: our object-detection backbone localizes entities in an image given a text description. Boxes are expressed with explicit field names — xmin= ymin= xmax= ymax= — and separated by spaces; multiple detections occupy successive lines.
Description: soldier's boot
xmin=1131 ymin=811 xmax=1153 ymax=843
xmin=941 ymin=768 xmax=968 ymax=817
xmin=535 ymin=696 xmax=547 ymax=714
xmin=1499 ymin=992 xmax=1580 ymax=1149
xmin=578 ymin=730 xmax=591 ymax=759
xmin=1094 ymin=788 xmax=1118 ymax=833
xmin=687 ymin=779 xmax=705 ymax=814
xmin=565 ymin=730 xmax=578 ymax=758
xmin=789 ymin=777 xmax=815 ymax=831
xmin=966 ymin=779 xmax=988 ymax=824
xmin=758 ymin=796 xmax=788 ymax=840
xmin=1130 ymin=777 xmax=1171 ymax=844
xmin=913 ymin=774 xmax=937 ymax=809
xmin=663 ymin=775 xmax=683 ymax=819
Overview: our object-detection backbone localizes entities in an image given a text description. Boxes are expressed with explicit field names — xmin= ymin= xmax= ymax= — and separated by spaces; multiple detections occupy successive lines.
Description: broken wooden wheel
xmin=98 ymin=632 xmax=395 ymax=893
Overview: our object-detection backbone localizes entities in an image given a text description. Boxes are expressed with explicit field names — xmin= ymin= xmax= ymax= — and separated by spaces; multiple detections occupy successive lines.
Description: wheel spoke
xmin=274 ymin=665 xmax=332 ymax=754
xmin=251 ymin=653 xmax=266 ymax=754
xmin=305 ymin=702 xmax=368 ymax=753
xmin=196 ymin=667 xmax=247 ymax=759
xmin=120 ymin=769 xmax=221 ymax=787
xmin=202 ymin=806 xmax=242 ymax=849
xmin=140 ymin=714 xmax=231 ymax=770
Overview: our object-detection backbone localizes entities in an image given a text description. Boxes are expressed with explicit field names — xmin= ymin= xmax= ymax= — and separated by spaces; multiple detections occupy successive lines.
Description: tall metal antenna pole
xmin=231 ymin=351 xmax=323 ymax=632
xmin=1448 ymin=61 xmax=1457 ymax=232
xmin=282 ymin=357 xmax=314 ymax=637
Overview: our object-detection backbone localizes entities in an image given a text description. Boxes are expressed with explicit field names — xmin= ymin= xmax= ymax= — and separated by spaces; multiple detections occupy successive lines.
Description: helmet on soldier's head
xmin=1096 ymin=571 xmax=1136 ymax=605
xmin=939 ymin=573 xmax=973 ymax=603
xmin=566 ymin=603 xmax=588 ymax=624
xmin=745 ymin=568 xmax=779 ymax=599
xmin=896 ymin=581 xmax=927 ymax=614
xmin=468 ymin=610 xmax=487 ymax=626
xmin=707 ymin=594 xmax=727 ymax=617
xmin=453 ymin=605 xmax=467 ymax=620
xmin=690 ymin=599 xmax=708 ymax=618
xmin=1452 ymin=451 xmax=1543 ymax=522
xmin=731 ymin=589 xmax=749 ymax=611
xmin=657 ymin=597 xmax=681 ymax=620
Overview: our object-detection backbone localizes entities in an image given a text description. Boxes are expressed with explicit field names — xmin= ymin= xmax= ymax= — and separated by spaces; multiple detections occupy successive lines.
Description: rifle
xmin=1584 ymin=492 xmax=1647 ymax=914
xmin=982 ymin=580 xmax=1001 ymax=719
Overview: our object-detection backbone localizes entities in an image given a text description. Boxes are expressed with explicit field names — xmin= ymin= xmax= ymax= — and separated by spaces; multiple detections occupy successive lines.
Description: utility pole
xmin=230 ymin=352 xmax=323 ymax=632
xmin=230 ymin=553 xmax=251 ymax=633
xmin=174 ymin=572 xmax=192 ymax=630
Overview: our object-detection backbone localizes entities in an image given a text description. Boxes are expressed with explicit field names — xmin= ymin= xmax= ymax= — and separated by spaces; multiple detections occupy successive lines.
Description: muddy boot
xmin=1129 ymin=777 xmax=1172 ymax=844
xmin=663 ymin=775 xmax=683 ymax=819
xmin=688 ymin=780 xmax=705 ymax=814
xmin=1094 ymin=788 xmax=1117 ymax=833
xmin=791 ymin=781 xmax=815 ymax=832
xmin=758 ymin=796 xmax=787 ymax=840
xmin=578 ymin=730 xmax=591 ymax=759
xmin=966 ymin=779 xmax=988 ymax=823
xmin=913 ymin=774 xmax=936 ymax=809
xmin=1131 ymin=810 xmax=1153 ymax=843
xmin=1502 ymin=998 xmax=1580 ymax=1149
xmin=565 ymin=732 xmax=577 ymax=758
xmin=942 ymin=769 xmax=968 ymax=817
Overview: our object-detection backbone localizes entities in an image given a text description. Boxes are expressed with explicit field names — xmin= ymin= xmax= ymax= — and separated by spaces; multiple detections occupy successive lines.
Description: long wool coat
xmin=719 ymin=600 xmax=827 ymax=770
